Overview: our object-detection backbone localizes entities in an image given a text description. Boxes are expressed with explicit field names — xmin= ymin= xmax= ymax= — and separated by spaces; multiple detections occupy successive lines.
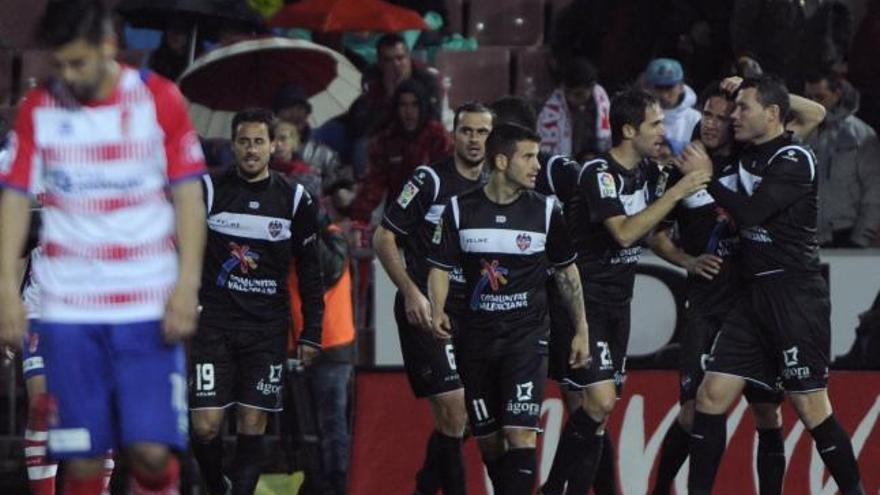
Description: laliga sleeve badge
xmin=432 ymin=217 xmax=443 ymax=244
xmin=396 ymin=181 xmax=419 ymax=208
xmin=597 ymin=172 xmax=617 ymax=199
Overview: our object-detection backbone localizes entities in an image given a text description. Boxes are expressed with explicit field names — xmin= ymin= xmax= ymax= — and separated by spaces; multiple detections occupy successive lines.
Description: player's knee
xmin=504 ymin=428 xmax=537 ymax=449
xmin=477 ymin=432 xmax=506 ymax=460
xmin=129 ymin=443 xmax=171 ymax=474
xmin=695 ymin=376 xmax=739 ymax=414
xmin=751 ymin=403 xmax=782 ymax=429
xmin=789 ymin=391 xmax=832 ymax=430
xmin=190 ymin=417 xmax=222 ymax=441
xmin=433 ymin=395 xmax=467 ymax=436
xmin=236 ymin=409 xmax=268 ymax=435
xmin=582 ymin=392 xmax=615 ymax=420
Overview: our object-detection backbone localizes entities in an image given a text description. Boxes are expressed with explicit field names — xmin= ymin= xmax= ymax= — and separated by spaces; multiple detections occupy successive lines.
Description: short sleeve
xmin=426 ymin=197 xmax=461 ymax=271
xmin=147 ymin=74 xmax=207 ymax=184
xmin=578 ymin=164 xmax=626 ymax=222
xmin=0 ymin=91 xmax=42 ymax=195
xmin=546 ymin=202 xmax=577 ymax=267
xmin=381 ymin=166 xmax=437 ymax=236
xmin=765 ymin=145 xmax=816 ymax=185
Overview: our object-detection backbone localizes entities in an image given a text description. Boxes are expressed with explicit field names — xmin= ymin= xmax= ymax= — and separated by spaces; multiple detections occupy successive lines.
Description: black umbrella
xmin=115 ymin=0 xmax=266 ymax=62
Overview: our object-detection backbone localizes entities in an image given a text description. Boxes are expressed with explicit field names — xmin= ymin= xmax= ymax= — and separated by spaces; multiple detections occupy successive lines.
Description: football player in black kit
xmin=489 ymin=96 xmax=617 ymax=495
xmin=427 ymin=124 xmax=590 ymax=495
xmin=650 ymin=79 xmax=828 ymax=495
xmin=373 ymin=102 xmax=494 ymax=495
xmin=539 ymin=90 xmax=712 ymax=495
xmin=189 ymin=109 xmax=324 ymax=495
xmin=679 ymin=76 xmax=864 ymax=495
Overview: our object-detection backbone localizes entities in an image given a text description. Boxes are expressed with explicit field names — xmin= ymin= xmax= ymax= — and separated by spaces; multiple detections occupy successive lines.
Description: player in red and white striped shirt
xmin=0 ymin=2 xmax=206 ymax=494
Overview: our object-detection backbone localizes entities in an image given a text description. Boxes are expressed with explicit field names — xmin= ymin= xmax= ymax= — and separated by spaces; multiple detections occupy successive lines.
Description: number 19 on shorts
xmin=195 ymin=363 xmax=215 ymax=391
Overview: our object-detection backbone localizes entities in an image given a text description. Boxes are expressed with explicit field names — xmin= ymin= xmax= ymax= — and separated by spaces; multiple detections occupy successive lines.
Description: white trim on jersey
xmin=769 ymin=145 xmax=815 ymax=182
xmin=450 ymin=196 xmax=461 ymax=229
xmin=202 ymin=175 xmax=214 ymax=213
xmin=207 ymin=211 xmax=292 ymax=241
xmin=718 ymin=173 xmax=738 ymax=191
xmin=458 ymin=228 xmax=547 ymax=255
xmin=546 ymin=154 xmax=567 ymax=195
xmin=544 ymin=196 xmax=554 ymax=232
xmin=681 ymin=190 xmax=714 ymax=209
xmin=620 ymin=184 xmax=649 ymax=216
xmin=415 ymin=164 xmax=441 ymax=202
xmin=292 ymin=183 xmax=305 ymax=217
xmin=577 ymin=158 xmax=607 ymax=184
xmin=739 ymin=166 xmax=763 ymax=196
xmin=425 ymin=203 xmax=445 ymax=225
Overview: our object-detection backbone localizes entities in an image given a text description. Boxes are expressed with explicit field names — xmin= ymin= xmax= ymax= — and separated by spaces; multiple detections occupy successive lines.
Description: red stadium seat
xmin=468 ymin=0 xmax=544 ymax=46
xmin=434 ymin=47 xmax=511 ymax=108
xmin=513 ymin=46 xmax=556 ymax=102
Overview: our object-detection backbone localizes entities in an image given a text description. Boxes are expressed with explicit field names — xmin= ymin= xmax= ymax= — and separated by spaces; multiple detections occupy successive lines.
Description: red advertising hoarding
xmin=350 ymin=370 xmax=880 ymax=494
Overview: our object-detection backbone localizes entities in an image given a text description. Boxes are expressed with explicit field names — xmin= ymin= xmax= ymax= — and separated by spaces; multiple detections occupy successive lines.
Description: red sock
xmin=101 ymin=451 xmax=115 ymax=495
xmin=62 ymin=475 xmax=104 ymax=495
xmin=26 ymin=393 xmax=58 ymax=495
xmin=129 ymin=457 xmax=180 ymax=495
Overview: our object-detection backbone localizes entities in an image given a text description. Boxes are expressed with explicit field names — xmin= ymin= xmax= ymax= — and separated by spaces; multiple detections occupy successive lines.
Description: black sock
xmin=542 ymin=408 xmax=602 ymax=494
xmin=592 ymin=433 xmax=617 ymax=495
xmin=810 ymin=415 xmax=864 ymax=495
xmin=756 ymin=427 xmax=785 ymax=495
xmin=484 ymin=457 xmax=504 ymax=494
xmin=652 ymin=420 xmax=691 ymax=495
xmin=502 ymin=448 xmax=537 ymax=495
xmin=193 ymin=434 xmax=226 ymax=495
xmin=231 ymin=434 xmax=264 ymax=495
xmin=435 ymin=432 xmax=466 ymax=495
xmin=563 ymin=433 xmax=605 ymax=495
xmin=687 ymin=412 xmax=727 ymax=495
xmin=415 ymin=432 xmax=442 ymax=495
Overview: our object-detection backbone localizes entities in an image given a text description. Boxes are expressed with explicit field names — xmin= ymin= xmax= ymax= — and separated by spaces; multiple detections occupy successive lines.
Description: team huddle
xmin=0 ymin=1 xmax=867 ymax=495
xmin=375 ymin=81 xmax=866 ymax=494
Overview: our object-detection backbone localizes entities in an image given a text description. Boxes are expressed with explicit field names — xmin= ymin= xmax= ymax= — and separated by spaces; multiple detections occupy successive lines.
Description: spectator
xmin=731 ymin=0 xmax=806 ymax=88
xmin=536 ymin=58 xmax=612 ymax=161
xmin=643 ymin=57 xmax=701 ymax=155
xmin=147 ymin=22 xmax=193 ymax=81
xmin=804 ymin=71 xmax=880 ymax=247
xmin=289 ymin=187 xmax=357 ymax=495
xmin=270 ymin=120 xmax=324 ymax=199
xmin=350 ymin=80 xmax=452 ymax=223
xmin=274 ymin=83 xmax=348 ymax=192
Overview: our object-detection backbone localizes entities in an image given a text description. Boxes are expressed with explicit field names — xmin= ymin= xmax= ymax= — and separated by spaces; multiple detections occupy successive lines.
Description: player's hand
xmin=0 ymin=286 xmax=26 ymax=351
xmin=404 ymin=287 xmax=433 ymax=330
xmin=162 ymin=283 xmax=199 ymax=344
xmin=569 ymin=329 xmax=591 ymax=369
xmin=430 ymin=310 xmax=452 ymax=340
xmin=685 ymin=254 xmax=723 ymax=280
xmin=296 ymin=344 xmax=320 ymax=367
xmin=720 ymin=76 xmax=744 ymax=96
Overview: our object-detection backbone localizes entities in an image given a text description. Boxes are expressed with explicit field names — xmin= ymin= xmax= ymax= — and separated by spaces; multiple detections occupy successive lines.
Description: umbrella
xmin=269 ymin=0 xmax=428 ymax=33
xmin=116 ymin=0 xmax=266 ymax=62
xmin=178 ymin=37 xmax=362 ymax=139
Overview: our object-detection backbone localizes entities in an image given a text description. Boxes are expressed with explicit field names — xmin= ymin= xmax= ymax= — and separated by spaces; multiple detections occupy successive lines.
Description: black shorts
xmin=459 ymin=348 xmax=548 ymax=437
xmin=189 ymin=323 xmax=287 ymax=411
xmin=550 ymin=297 xmax=629 ymax=392
xmin=706 ymin=273 xmax=830 ymax=393
xmin=679 ymin=309 xmax=783 ymax=404
xmin=395 ymin=292 xmax=462 ymax=398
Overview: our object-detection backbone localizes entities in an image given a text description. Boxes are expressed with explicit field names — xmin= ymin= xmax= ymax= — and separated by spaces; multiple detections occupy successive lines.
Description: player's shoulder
xmin=577 ymin=155 xmax=612 ymax=180
xmin=768 ymin=134 xmax=816 ymax=179
xmin=137 ymin=67 xmax=186 ymax=106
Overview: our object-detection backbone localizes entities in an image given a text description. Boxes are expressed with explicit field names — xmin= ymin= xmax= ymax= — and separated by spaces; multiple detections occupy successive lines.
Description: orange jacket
xmin=288 ymin=261 xmax=356 ymax=352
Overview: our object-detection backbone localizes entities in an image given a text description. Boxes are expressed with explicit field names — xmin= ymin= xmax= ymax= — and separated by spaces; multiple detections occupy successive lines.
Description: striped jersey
xmin=0 ymin=67 xmax=207 ymax=323
xmin=428 ymin=188 xmax=575 ymax=356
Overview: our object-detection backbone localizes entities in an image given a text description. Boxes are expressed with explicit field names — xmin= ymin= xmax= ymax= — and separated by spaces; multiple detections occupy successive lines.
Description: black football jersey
xmin=428 ymin=187 xmax=576 ymax=356
xmin=707 ymin=132 xmax=821 ymax=278
xmin=662 ymin=152 xmax=742 ymax=312
xmin=381 ymin=158 xmax=484 ymax=310
xmin=571 ymin=153 xmax=659 ymax=305
xmin=199 ymin=170 xmax=324 ymax=345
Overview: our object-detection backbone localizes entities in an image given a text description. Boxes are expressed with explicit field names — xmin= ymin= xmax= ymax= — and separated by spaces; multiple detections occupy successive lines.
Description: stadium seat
xmin=434 ymin=47 xmax=511 ymax=108
xmin=513 ymin=46 xmax=557 ymax=102
xmin=468 ymin=0 xmax=544 ymax=46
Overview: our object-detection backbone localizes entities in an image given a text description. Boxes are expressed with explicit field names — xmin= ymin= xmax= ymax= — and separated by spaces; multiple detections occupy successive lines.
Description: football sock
xmin=502 ymin=448 xmax=537 ymax=495
xmin=435 ymin=432 xmax=466 ymax=495
xmin=810 ymin=415 xmax=864 ymax=495
xmin=756 ymin=427 xmax=785 ymax=495
xmin=414 ymin=431 xmax=442 ymax=495
xmin=129 ymin=456 xmax=180 ymax=495
xmin=687 ymin=412 xmax=726 ymax=494
xmin=592 ymin=433 xmax=617 ymax=495
xmin=542 ymin=408 xmax=602 ymax=494
xmin=652 ymin=420 xmax=691 ymax=495
xmin=192 ymin=435 xmax=226 ymax=495
xmin=231 ymin=434 xmax=264 ymax=495
xmin=25 ymin=393 xmax=58 ymax=495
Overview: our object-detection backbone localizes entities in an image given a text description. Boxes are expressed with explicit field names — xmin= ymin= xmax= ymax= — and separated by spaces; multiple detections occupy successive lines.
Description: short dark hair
xmin=453 ymin=101 xmax=494 ymax=131
xmin=610 ymin=89 xmax=659 ymax=146
xmin=805 ymin=69 xmax=843 ymax=93
xmin=377 ymin=33 xmax=407 ymax=53
xmin=37 ymin=0 xmax=113 ymax=48
xmin=562 ymin=58 xmax=598 ymax=88
xmin=699 ymin=80 xmax=734 ymax=108
xmin=485 ymin=124 xmax=541 ymax=170
xmin=232 ymin=108 xmax=277 ymax=141
xmin=740 ymin=75 xmax=790 ymax=121
xmin=489 ymin=96 xmax=537 ymax=130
